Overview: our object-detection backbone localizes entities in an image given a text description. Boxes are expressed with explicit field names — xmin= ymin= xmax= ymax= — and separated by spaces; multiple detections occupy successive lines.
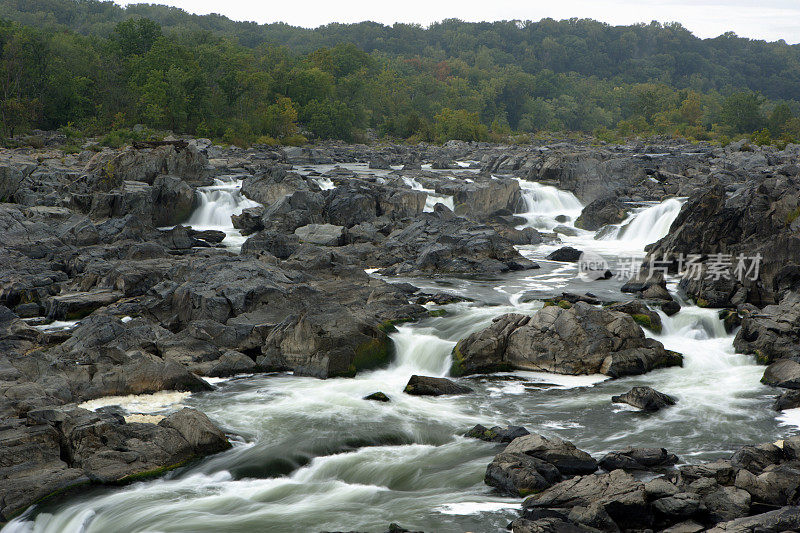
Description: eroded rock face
xmin=734 ymin=292 xmax=800 ymax=364
xmin=0 ymin=406 xmax=230 ymax=522
xmin=451 ymin=304 xmax=682 ymax=377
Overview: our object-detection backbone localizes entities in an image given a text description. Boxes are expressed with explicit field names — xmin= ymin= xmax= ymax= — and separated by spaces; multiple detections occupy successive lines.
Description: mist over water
xmin=5 ymin=174 xmax=792 ymax=533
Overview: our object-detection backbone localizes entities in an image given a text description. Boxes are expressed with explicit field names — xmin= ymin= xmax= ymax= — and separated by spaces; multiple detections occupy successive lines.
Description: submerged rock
xmin=465 ymin=424 xmax=530 ymax=443
xmin=402 ymin=375 xmax=472 ymax=396
xmin=612 ymin=386 xmax=677 ymax=412
xmin=363 ymin=391 xmax=391 ymax=402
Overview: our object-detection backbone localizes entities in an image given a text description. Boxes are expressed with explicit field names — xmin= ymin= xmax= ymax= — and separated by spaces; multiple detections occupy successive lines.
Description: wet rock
xmin=761 ymin=359 xmax=800 ymax=389
xmin=363 ymin=391 xmax=391 ymax=402
xmin=773 ymin=390 xmax=800 ymax=411
xmin=661 ymin=300 xmax=681 ymax=316
xmin=546 ymin=247 xmax=583 ymax=262
xmin=552 ymin=225 xmax=579 ymax=237
xmin=575 ymin=196 xmax=629 ymax=231
xmin=402 ymin=375 xmax=472 ymax=396
xmin=451 ymin=305 xmax=682 ymax=378
xmin=465 ymin=423 xmax=530 ymax=443
xmin=612 ymin=386 xmax=677 ymax=412
xmin=0 ymin=407 xmax=229 ymax=522
xmin=606 ymin=300 xmax=663 ymax=333
xmin=599 ymin=447 xmax=679 ymax=471
xmin=231 ymin=206 xmax=265 ymax=235
xmin=621 ymin=271 xmax=673 ymax=301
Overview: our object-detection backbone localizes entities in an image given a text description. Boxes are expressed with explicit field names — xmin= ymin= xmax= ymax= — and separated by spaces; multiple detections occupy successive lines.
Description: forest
xmin=1 ymin=0 xmax=800 ymax=147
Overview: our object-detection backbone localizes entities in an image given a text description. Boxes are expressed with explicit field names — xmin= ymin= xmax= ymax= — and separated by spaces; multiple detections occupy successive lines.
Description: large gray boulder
xmin=575 ymin=196 xmax=628 ymax=231
xmin=294 ymin=223 xmax=345 ymax=246
xmin=451 ymin=304 xmax=682 ymax=377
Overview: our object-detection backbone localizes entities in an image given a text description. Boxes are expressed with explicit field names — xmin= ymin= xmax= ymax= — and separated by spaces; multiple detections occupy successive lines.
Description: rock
xmin=661 ymin=520 xmax=705 ymax=533
xmin=503 ymin=434 xmax=598 ymax=476
xmin=552 ymin=225 xmax=579 ymax=237
xmin=546 ymin=247 xmax=583 ymax=262
xmin=0 ymin=407 xmax=229 ymax=522
xmin=231 ymin=206 xmax=265 ymax=235
xmin=575 ymin=196 xmax=629 ymax=231
xmin=485 ymin=452 xmax=563 ymax=496
xmin=523 ymin=469 xmax=651 ymax=530
xmin=294 ymin=223 xmax=345 ymax=246
xmin=45 ymin=289 xmax=123 ymax=320
xmin=151 ymin=175 xmax=195 ymax=226
xmin=705 ymin=506 xmax=800 ymax=532
xmin=599 ymin=447 xmax=679 ymax=471
xmin=621 ymin=271 xmax=673 ymax=301
xmin=773 ymin=390 xmax=800 ymax=411
xmin=363 ymin=391 xmax=391 ymax=402
xmin=612 ymin=386 xmax=677 ymax=412
xmin=451 ymin=305 xmax=682 ymax=378
xmin=761 ymin=359 xmax=800 ymax=389
xmin=402 ymin=375 xmax=472 ymax=396
xmin=734 ymin=292 xmax=800 ymax=364
xmin=368 ymin=156 xmax=391 ymax=169
xmin=465 ymin=424 xmax=530 ymax=443
xmin=241 ymin=230 xmax=299 ymax=258
xmin=653 ymin=492 xmax=704 ymax=518
xmin=661 ymin=300 xmax=681 ymax=316
xmin=606 ymin=300 xmax=663 ymax=333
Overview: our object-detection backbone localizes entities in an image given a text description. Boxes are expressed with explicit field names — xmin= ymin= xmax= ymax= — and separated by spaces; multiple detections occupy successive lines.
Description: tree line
xmin=1 ymin=0 xmax=799 ymax=147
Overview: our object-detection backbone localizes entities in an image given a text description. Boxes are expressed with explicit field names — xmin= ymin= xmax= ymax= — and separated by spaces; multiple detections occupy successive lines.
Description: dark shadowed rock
xmin=734 ymin=293 xmax=800 ymax=364
xmin=575 ymin=196 xmax=629 ymax=231
xmin=485 ymin=452 xmax=563 ymax=496
xmin=612 ymin=386 xmax=677 ymax=412
xmin=465 ymin=424 xmax=530 ymax=443
xmin=546 ymin=247 xmax=583 ymax=262
xmin=773 ymin=390 xmax=800 ymax=411
xmin=403 ymin=375 xmax=472 ymax=396
xmin=599 ymin=447 xmax=679 ymax=471
xmin=363 ymin=392 xmax=391 ymax=402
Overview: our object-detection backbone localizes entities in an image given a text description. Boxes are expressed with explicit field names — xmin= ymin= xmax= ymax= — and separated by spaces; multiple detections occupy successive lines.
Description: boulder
xmin=546 ymin=247 xmax=583 ymax=262
xmin=503 ymin=434 xmax=598 ymax=476
xmin=575 ymin=196 xmax=629 ymax=231
xmin=761 ymin=359 xmax=800 ymax=389
xmin=151 ymin=175 xmax=195 ymax=226
xmin=606 ymin=300 xmax=663 ymax=333
xmin=363 ymin=392 xmax=391 ymax=402
xmin=612 ymin=386 xmax=676 ymax=412
xmin=451 ymin=305 xmax=682 ymax=378
xmin=599 ymin=447 xmax=679 ymax=471
xmin=465 ymin=424 xmax=530 ymax=443
xmin=403 ymin=375 xmax=472 ymax=396
xmin=485 ymin=452 xmax=563 ymax=496
xmin=523 ymin=469 xmax=651 ymax=530
xmin=773 ymin=390 xmax=800 ymax=411
xmin=294 ymin=223 xmax=345 ymax=246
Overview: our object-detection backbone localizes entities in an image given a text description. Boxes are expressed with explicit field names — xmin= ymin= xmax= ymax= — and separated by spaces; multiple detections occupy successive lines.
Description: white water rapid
xmin=402 ymin=177 xmax=455 ymax=212
xmin=4 ymin=177 xmax=792 ymax=533
xmin=184 ymin=177 xmax=261 ymax=251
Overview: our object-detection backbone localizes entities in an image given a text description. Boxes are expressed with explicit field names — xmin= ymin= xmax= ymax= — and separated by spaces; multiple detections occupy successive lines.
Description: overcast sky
xmin=117 ymin=0 xmax=800 ymax=43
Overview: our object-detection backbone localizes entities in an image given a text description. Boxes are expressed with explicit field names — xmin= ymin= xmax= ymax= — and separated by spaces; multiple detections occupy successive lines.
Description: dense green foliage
xmin=1 ymin=0 xmax=799 ymax=145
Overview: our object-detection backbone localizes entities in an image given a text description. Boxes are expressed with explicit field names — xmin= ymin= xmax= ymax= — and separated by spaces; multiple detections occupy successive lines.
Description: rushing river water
xmin=5 ymin=168 xmax=797 ymax=533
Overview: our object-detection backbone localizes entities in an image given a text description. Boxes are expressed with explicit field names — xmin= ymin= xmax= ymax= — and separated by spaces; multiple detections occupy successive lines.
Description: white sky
xmin=117 ymin=0 xmax=800 ymax=44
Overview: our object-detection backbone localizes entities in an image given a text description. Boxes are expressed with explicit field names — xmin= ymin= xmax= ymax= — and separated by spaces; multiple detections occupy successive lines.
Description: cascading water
xmin=312 ymin=177 xmax=336 ymax=190
xmin=402 ymin=177 xmax=455 ymax=212
xmin=599 ymin=198 xmax=684 ymax=245
xmin=6 ymin=174 xmax=793 ymax=533
xmin=185 ymin=177 xmax=261 ymax=251
xmin=514 ymin=178 xmax=583 ymax=230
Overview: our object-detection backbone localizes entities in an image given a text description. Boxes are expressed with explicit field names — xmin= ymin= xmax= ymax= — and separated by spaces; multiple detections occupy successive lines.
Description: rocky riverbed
xmin=1 ymin=137 xmax=800 ymax=532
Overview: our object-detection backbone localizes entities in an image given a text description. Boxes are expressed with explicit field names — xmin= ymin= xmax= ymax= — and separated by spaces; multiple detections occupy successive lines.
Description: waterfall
xmin=402 ymin=177 xmax=455 ymax=212
xmin=184 ymin=177 xmax=261 ymax=250
xmin=599 ymin=198 xmax=683 ymax=245
xmin=312 ymin=177 xmax=336 ymax=190
xmin=514 ymin=179 xmax=583 ymax=230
